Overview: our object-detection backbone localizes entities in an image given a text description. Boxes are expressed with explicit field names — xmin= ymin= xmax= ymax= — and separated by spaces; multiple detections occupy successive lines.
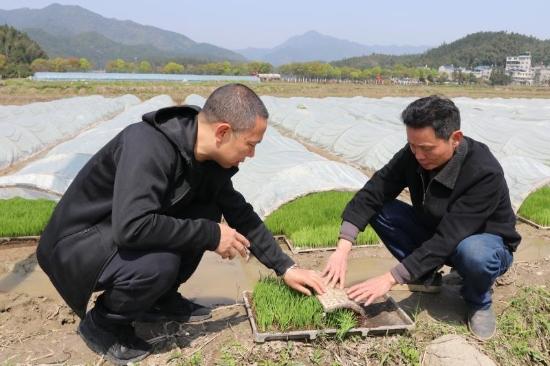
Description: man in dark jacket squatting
xmin=323 ymin=95 xmax=520 ymax=341
xmin=37 ymin=84 xmax=325 ymax=364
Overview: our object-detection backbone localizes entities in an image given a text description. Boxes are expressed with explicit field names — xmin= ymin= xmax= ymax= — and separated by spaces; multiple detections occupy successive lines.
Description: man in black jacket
xmin=37 ymin=84 xmax=325 ymax=364
xmin=323 ymin=95 xmax=520 ymax=341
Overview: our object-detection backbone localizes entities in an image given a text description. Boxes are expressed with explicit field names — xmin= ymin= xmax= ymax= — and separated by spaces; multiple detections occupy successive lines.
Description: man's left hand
xmin=346 ymin=272 xmax=396 ymax=306
xmin=283 ymin=267 xmax=326 ymax=296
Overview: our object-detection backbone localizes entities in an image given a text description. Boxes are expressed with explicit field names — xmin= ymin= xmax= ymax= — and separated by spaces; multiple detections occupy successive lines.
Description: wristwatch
xmin=282 ymin=263 xmax=298 ymax=276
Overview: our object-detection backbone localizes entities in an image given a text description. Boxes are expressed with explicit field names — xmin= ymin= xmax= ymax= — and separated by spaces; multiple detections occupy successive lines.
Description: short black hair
xmin=401 ymin=95 xmax=460 ymax=139
xmin=201 ymin=83 xmax=268 ymax=131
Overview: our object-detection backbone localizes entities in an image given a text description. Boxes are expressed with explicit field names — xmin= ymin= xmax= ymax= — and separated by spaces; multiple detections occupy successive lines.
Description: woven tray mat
xmin=316 ymin=287 xmax=366 ymax=317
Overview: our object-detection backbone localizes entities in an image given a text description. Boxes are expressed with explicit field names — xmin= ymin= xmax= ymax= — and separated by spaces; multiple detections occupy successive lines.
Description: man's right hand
xmin=322 ymin=238 xmax=352 ymax=288
xmin=215 ymin=223 xmax=250 ymax=260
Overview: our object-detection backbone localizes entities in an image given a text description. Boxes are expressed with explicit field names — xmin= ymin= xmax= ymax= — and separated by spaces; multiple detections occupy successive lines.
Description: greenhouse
xmin=0 ymin=95 xmax=175 ymax=200
xmin=0 ymin=95 xmax=139 ymax=171
xmin=1 ymin=94 xmax=548 ymax=225
xmin=262 ymin=95 xmax=550 ymax=213
xmin=0 ymin=95 xmax=369 ymax=223
xmin=184 ymin=95 xmax=368 ymax=219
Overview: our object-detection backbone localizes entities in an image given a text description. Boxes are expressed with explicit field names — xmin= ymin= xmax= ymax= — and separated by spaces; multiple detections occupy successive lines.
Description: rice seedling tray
xmin=243 ymin=291 xmax=414 ymax=343
xmin=517 ymin=215 xmax=550 ymax=230
xmin=275 ymin=235 xmax=381 ymax=254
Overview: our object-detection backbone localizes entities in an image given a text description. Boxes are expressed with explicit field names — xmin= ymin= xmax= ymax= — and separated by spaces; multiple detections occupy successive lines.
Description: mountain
xmin=333 ymin=32 xmax=550 ymax=69
xmin=235 ymin=31 xmax=430 ymax=66
xmin=0 ymin=3 xmax=245 ymax=66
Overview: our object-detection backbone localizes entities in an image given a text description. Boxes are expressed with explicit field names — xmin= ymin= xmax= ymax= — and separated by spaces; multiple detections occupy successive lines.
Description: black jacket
xmin=37 ymin=105 xmax=294 ymax=318
xmin=342 ymin=137 xmax=521 ymax=280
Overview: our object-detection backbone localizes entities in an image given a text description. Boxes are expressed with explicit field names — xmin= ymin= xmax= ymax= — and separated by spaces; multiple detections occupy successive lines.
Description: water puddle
xmin=514 ymin=238 xmax=550 ymax=261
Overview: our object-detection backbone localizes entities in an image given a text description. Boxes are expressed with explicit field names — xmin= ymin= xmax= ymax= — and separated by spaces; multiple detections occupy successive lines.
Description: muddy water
xmin=2 ymin=236 xmax=548 ymax=311
xmin=514 ymin=237 xmax=550 ymax=261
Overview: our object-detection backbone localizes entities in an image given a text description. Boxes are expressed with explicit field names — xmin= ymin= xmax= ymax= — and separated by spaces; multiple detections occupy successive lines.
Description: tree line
xmin=30 ymin=57 xmax=274 ymax=76
xmin=26 ymin=56 xmax=510 ymax=85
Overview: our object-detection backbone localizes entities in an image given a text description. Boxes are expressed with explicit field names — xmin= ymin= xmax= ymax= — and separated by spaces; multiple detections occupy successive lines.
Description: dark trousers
xmin=93 ymin=203 xmax=221 ymax=324
xmin=370 ymin=200 xmax=513 ymax=310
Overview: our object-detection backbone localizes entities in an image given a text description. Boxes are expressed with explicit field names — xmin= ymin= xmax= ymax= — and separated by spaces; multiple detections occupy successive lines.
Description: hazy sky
xmin=2 ymin=0 xmax=550 ymax=50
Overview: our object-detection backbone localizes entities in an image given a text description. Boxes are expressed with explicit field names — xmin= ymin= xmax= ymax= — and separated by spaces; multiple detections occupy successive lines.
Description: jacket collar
xmin=417 ymin=138 xmax=469 ymax=190
xmin=142 ymin=105 xmax=238 ymax=178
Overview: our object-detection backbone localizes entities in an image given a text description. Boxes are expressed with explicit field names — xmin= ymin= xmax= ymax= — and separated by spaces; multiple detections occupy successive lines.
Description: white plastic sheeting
xmin=0 ymin=95 xmax=140 ymax=170
xmin=262 ymin=96 xmax=550 ymax=212
xmin=184 ymin=95 xmax=368 ymax=219
xmin=0 ymin=95 xmax=175 ymax=199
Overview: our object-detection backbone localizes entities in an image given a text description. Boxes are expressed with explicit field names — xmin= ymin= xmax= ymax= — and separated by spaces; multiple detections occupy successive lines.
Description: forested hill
xmin=0 ymin=25 xmax=47 ymax=78
xmin=333 ymin=32 xmax=550 ymax=69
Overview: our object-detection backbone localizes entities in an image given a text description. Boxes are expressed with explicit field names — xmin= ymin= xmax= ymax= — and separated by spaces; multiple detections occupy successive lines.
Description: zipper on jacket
xmin=419 ymin=171 xmax=435 ymax=206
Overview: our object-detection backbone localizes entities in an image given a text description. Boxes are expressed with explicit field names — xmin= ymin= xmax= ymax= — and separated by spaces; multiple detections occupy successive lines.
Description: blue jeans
xmin=370 ymin=200 xmax=513 ymax=310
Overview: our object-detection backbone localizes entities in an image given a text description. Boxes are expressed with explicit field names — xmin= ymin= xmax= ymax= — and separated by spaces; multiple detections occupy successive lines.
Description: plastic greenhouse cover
xmin=261 ymin=96 xmax=550 ymax=212
xmin=0 ymin=95 xmax=175 ymax=200
xmin=185 ymin=95 xmax=368 ymax=219
xmin=0 ymin=95 xmax=140 ymax=171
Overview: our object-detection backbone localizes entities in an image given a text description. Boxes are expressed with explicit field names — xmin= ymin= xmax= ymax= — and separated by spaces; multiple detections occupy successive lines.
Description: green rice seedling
xmin=518 ymin=186 xmax=550 ymax=227
xmin=325 ymin=309 xmax=357 ymax=340
xmin=252 ymin=277 xmax=358 ymax=338
xmin=264 ymin=191 xmax=379 ymax=249
xmin=0 ymin=198 xmax=56 ymax=237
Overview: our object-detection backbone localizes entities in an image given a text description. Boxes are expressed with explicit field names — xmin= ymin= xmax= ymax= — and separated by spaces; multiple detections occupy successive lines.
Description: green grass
xmin=0 ymin=198 xmax=56 ymax=237
xmin=488 ymin=286 xmax=550 ymax=365
xmin=264 ymin=191 xmax=379 ymax=249
xmin=252 ymin=277 xmax=358 ymax=338
xmin=518 ymin=186 xmax=550 ymax=227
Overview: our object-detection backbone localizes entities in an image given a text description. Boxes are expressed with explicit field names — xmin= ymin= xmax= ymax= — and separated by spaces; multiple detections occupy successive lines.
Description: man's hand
xmin=322 ymin=239 xmax=352 ymax=289
xmin=283 ymin=267 xmax=326 ymax=296
xmin=346 ymin=272 xmax=396 ymax=306
xmin=215 ymin=223 xmax=250 ymax=260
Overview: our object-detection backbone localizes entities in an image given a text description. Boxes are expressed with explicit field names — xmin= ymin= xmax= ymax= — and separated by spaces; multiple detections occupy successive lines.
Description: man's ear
xmin=214 ymin=122 xmax=232 ymax=143
xmin=451 ymin=130 xmax=463 ymax=148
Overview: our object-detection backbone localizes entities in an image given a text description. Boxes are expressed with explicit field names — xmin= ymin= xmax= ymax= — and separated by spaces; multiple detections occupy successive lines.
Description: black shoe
xmin=78 ymin=310 xmax=151 ymax=365
xmin=139 ymin=292 xmax=212 ymax=323
xmin=393 ymin=271 xmax=442 ymax=293
xmin=467 ymin=305 xmax=497 ymax=341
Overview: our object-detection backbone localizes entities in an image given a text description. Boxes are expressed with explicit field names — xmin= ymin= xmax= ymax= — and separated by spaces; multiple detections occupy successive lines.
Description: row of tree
xmin=26 ymin=56 xmax=512 ymax=85
xmin=279 ymin=62 xmax=441 ymax=82
xmin=31 ymin=57 xmax=92 ymax=72
xmin=103 ymin=59 xmax=273 ymax=75
xmin=30 ymin=57 xmax=275 ymax=76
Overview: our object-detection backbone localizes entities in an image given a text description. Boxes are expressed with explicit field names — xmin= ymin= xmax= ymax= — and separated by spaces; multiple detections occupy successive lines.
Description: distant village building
xmin=438 ymin=64 xmax=484 ymax=81
xmin=472 ymin=66 xmax=493 ymax=80
xmin=505 ymin=52 xmax=534 ymax=85
xmin=257 ymin=73 xmax=281 ymax=81
xmin=438 ymin=65 xmax=455 ymax=79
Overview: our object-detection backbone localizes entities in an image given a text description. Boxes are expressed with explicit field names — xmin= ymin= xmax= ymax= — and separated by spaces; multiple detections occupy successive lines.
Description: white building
xmin=505 ymin=52 xmax=534 ymax=85
xmin=438 ymin=64 xmax=455 ymax=79
xmin=258 ymin=73 xmax=281 ymax=82
xmin=472 ymin=66 xmax=493 ymax=80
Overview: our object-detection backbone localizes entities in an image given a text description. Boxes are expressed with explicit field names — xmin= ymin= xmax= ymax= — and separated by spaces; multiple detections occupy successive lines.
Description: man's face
xmin=406 ymin=126 xmax=461 ymax=171
xmin=216 ymin=116 xmax=267 ymax=168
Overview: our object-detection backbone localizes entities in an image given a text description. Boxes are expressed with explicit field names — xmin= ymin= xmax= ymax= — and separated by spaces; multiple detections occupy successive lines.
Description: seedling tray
xmin=275 ymin=235 xmax=381 ymax=254
xmin=243 ymin=291 xmax=414 ymax=343
xmin=517 ymin=215 xmax=550 ymax=230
